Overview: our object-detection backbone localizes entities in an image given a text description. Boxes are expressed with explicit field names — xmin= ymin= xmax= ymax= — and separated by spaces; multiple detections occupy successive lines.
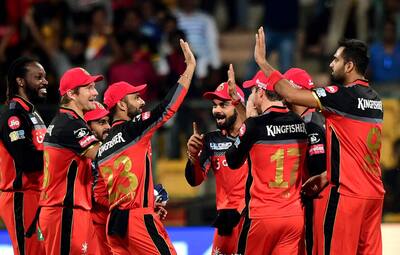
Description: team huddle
xmin=0 ymin=27 xmax=384 ymax=255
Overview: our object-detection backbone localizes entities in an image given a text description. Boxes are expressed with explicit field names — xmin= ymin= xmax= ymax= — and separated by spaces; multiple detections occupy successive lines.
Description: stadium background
xmin=1 ymin=0 xmax=400 ymax=253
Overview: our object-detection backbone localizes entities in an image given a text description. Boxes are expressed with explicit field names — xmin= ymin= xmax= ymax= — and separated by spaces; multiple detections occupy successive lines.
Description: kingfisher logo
xmin=7 ymin=116 xmax=21 ymax=130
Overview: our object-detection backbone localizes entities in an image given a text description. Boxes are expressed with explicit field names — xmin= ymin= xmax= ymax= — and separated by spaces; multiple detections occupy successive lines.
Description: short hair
xmin=338 ymin=39 xmax=369 ymax=75
xmin=60 ymin=87 xmax=80 ymax=106
xmin=7 ymin=57 xmax=38 ymax=102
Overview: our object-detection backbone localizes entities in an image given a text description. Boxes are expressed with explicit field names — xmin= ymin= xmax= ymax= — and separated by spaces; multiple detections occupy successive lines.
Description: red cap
xmin=242 ymin=71 xmax=273 ymax=91
xmin=59 ymin=68 xmax=104 ymax=96
xmin=84 ymin=102 xmax=109 ymax=122
xmin=203 ymin=82 xmax=245 ymax=103
xmin=103 ymin=81 xmax=147 ymax=109
xmin=283 ymin=68 xmax=314 ymax=90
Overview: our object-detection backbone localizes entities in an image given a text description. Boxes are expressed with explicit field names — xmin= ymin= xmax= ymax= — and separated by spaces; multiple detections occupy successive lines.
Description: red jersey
xmin=0 ymin=96 xmax=46 ymax=191
xmin=97 ymin=83 xmax=187 ymax=210
xmin=39 ymin=107 xmax=99 ymax=210
xmin=226 ymin=106 xmax=308 ymax=219
xmin=312 ymin=80 xmax=385 ymax=198
xmin=185 ymin=130 xmax=248 ymax=212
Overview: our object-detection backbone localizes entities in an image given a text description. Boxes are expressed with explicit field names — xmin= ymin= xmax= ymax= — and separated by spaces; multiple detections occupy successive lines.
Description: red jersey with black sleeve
xmin=301 ymin=109 xmax=326 ymax=177
xmin=0 ymin=96 xmax=46 ymax=192
xmin=312 ymin=80 xmax=385 ymax=198
xmin=91 ymin=160 xmax=109 ymax=224
xmin=226 ymin=106 xmax=308 ymax=219
xmin=39 ymin=107 xmax=99 ymax=210
xmin=185 ymin=130 xmax=248 ymax=212
xmin=97 ymin=83 xmax=187 ymax=210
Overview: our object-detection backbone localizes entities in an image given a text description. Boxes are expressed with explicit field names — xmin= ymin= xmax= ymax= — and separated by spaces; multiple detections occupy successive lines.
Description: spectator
xmin=369 ymin=19 xmax=400 ymax=83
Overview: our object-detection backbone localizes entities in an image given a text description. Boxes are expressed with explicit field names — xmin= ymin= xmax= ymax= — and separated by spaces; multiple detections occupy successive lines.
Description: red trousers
xmin=38 ymin=206 xmax=98 ymax=255
xmin=211 ymin=215 xmax=244 ymax=254
xmin=107 ymin=208 xmax=176 ymax=255
xmin=313 ymin=185 xmax=383 ymax=255
xmin=93 ymin=222 xmax=112 ymax=255
xmin=0 ymin=191 xmax=44 ymax=255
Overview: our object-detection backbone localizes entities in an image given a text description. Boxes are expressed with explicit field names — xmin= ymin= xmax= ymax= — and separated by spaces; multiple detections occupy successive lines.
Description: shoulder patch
xmin=325 ymin=86 xmax=339 ymax=94
xmin=8 ymin=116 xmax=21 ymax=130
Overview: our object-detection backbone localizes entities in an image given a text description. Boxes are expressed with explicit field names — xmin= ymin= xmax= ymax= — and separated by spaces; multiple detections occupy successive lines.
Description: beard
xmin=127 ymin=104 xmax=142 ymax=119
xmin=330 ymin=69 xmax=346 ymax=84
xmin=214 ymin=110 xmax=238 ymax=130
xmin=25 ymin=84 xmax=46 ymax=104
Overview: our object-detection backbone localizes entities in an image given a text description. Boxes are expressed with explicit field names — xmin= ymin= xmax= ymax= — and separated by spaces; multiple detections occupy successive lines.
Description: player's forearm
xmin=184 ymin=160 xmax=205 ymax=186
xmin=178 ymin=64 xmax=195 ymax=90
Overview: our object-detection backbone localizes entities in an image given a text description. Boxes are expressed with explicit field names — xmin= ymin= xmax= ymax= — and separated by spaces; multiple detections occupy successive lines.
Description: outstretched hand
xmin=180 ymin=39 xmax=196 ymax=67
xmin=254 ymin=27 xmax=268 ymax=67
xmin=227 ymin=64 xmax=239 ymax=101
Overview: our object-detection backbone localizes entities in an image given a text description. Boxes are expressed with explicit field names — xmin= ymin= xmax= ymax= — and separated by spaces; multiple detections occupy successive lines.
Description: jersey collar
xmin=345 ymin=79 xmax=369 ymax=88
xmin=111 ymin=119 xmax=125 ymax=127
xmin=263 ymin=105 xmax=289 ymax=114
xmin=12 ymin=96 xmax=34 ymax=112
xmin=60 ymin=107 xmax=82 ymax=120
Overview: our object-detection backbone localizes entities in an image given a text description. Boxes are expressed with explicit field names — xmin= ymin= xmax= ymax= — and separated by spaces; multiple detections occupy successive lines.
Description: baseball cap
xmin=283 ymin=68 xmax=314 ymax=90
xmin=242 ymin=70 xmax=273 ymax=91
xmin=84 ymin=101 xmax=109 ymax=122
xmin=59 ymin=67 xmax=103 ymax=96
xmin=203 ymin=82 xmax=245 ymax=103
xmin=103 ymin=81 xmax=147 ymax=109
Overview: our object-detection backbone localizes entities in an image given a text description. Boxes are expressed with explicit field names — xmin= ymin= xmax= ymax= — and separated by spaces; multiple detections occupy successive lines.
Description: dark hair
xmin=7 ymin=57 xmax=38 ymax=101
xmin=338 ymin=39 xmax=369 ymax=75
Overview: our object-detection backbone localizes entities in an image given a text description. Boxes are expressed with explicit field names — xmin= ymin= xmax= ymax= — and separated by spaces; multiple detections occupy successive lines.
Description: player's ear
xmin=116 ymin=100 xmax=127 ymax=112
xmin=344 ymin=61 xmax=354 ymax=73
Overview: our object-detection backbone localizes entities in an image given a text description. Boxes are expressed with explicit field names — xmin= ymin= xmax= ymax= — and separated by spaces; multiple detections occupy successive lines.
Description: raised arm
xmin=227 ymin=64 xmax=247 ymax=121
xmin=254 ymin=27 xmax=319 ymax=108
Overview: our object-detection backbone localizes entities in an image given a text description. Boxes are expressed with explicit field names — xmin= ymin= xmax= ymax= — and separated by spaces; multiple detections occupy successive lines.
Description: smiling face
xmin=212 ymin=98 xmax=238 ymax=130
xmin=23 ymin=62 xmax=48 ymax=103
xmin=73 ymin=82 xmax=99 ymax=111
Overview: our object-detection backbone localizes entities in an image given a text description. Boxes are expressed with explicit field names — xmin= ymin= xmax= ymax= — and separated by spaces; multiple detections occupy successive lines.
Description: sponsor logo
xmin=9 ymin=130 xmax=25 ymax=142
xmin=309 ymin=144 xmax=325 ymax=155
xmin=216 ymin=83 xmax=225 ymax=91
xmin=98 ymin=132 xmax=126 ymax=156
xmin=142 ymin=111 xmax=151 ymax=120
xmin=309 ymin=133 xmax=320 ymax=144
xmin=234 ymin=137 xmax=241 ymax=148
xmin=47 ymin=125 xmax=54 ymax=136
xmin=74 ymin=128 xmax=89 ymax=138
xmin=213 ymin=158 xmax=229 ymax=170
xmin=315 ymin=88 xmax=326 ymax=97
xmin=79 ymin=135 xmax=97 ymax=148
xmin=30 ymin=117 xmax=38 ymax=124
xmin=357 ymin=98 xmax=383 ymax=111
xmin=325 ymin=86 xmax=339 ymax=93
xmin=209 ymin=142 xmax=232 ymax=151
xmin=266 ymin=123 xmax=306 ymax=137
xmin=8 ymin=116 xmax=21 ymax=130
xmin=34 ymin=129 xmax=46 ymax=144
xmin=256 ymin=79 xmax=267 ymax=90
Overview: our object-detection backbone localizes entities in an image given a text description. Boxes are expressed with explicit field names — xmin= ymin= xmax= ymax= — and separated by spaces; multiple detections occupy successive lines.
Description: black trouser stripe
xmin=63 ymin=161 xmax=78 ymax=207
xmin=14 ymin=192 xmax=25 ymax=255
xmin=323 ymin=186 xmax=340 ymax=255
xmin=60 ymin=208 xmax=73 ymax=255
xmin=237 ymin=157 xmax=253 ymax=254
xmin=304 ymin=198 xmax=314 ymax=255
xmin=143 ymin=154 xmax=150 ymax=207
xmin=144 ymin=214 xmax=171 ymax=255
xmin=12 ymin=170 xmax=23 ymax=190
xmin=330 ymin=129 xmax=340 ymax=186
xmin=237 ymin=213 xmax=251 ymax=254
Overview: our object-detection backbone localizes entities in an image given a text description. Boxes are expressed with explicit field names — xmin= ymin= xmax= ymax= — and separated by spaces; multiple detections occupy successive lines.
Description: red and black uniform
xmin=301 ymin=109 xmax=326 ymax=255
xmin=312 ymin=80 xmax=384 ymax=255
xmin=91 ymin=160 xmax=112 ymax=255
xmin=38 ymin=107 xmax=100 ymax=255
xmin=185 ymin=130 xmax=248 ymax=254
xmin=0 ymin=96 xmax=46 ymax=255
xmin=97 ymin=83 xmax=187 ymax=255
xmin=226 ymin=106 xmax=308 ymax=255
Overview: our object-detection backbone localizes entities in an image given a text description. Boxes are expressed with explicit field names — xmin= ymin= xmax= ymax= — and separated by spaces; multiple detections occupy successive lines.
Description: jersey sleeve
xmin=127 ymin=83 xmax=187 ymax=141
xmin=312 ymin=86 xmax=352 ymax=112
xmin=57 ymin=119 xmax=99 ymax=155
xmin=305 ymin=122 xmax=326 ymax=176
xmin=226 ymin=118 xmax=257 ymax=169
xmin=184 ymin=136 xmax=212 ymax=186
xmin=1 ymin=110 xmax=43 ymax=172
xmin=92 ymin=161 xmax=110 ymax=208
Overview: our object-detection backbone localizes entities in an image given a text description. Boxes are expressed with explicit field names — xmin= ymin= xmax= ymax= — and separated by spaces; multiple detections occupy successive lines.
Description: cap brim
xmin=84 ymin=109 xmax=109 ymax=122
xmin=128 ymin=84 xmax=147 ymax=94
xmin=242 ymin=80 xmax=256 ymax=89
xmin=202 ymin=92 xmax=230 ymax=101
